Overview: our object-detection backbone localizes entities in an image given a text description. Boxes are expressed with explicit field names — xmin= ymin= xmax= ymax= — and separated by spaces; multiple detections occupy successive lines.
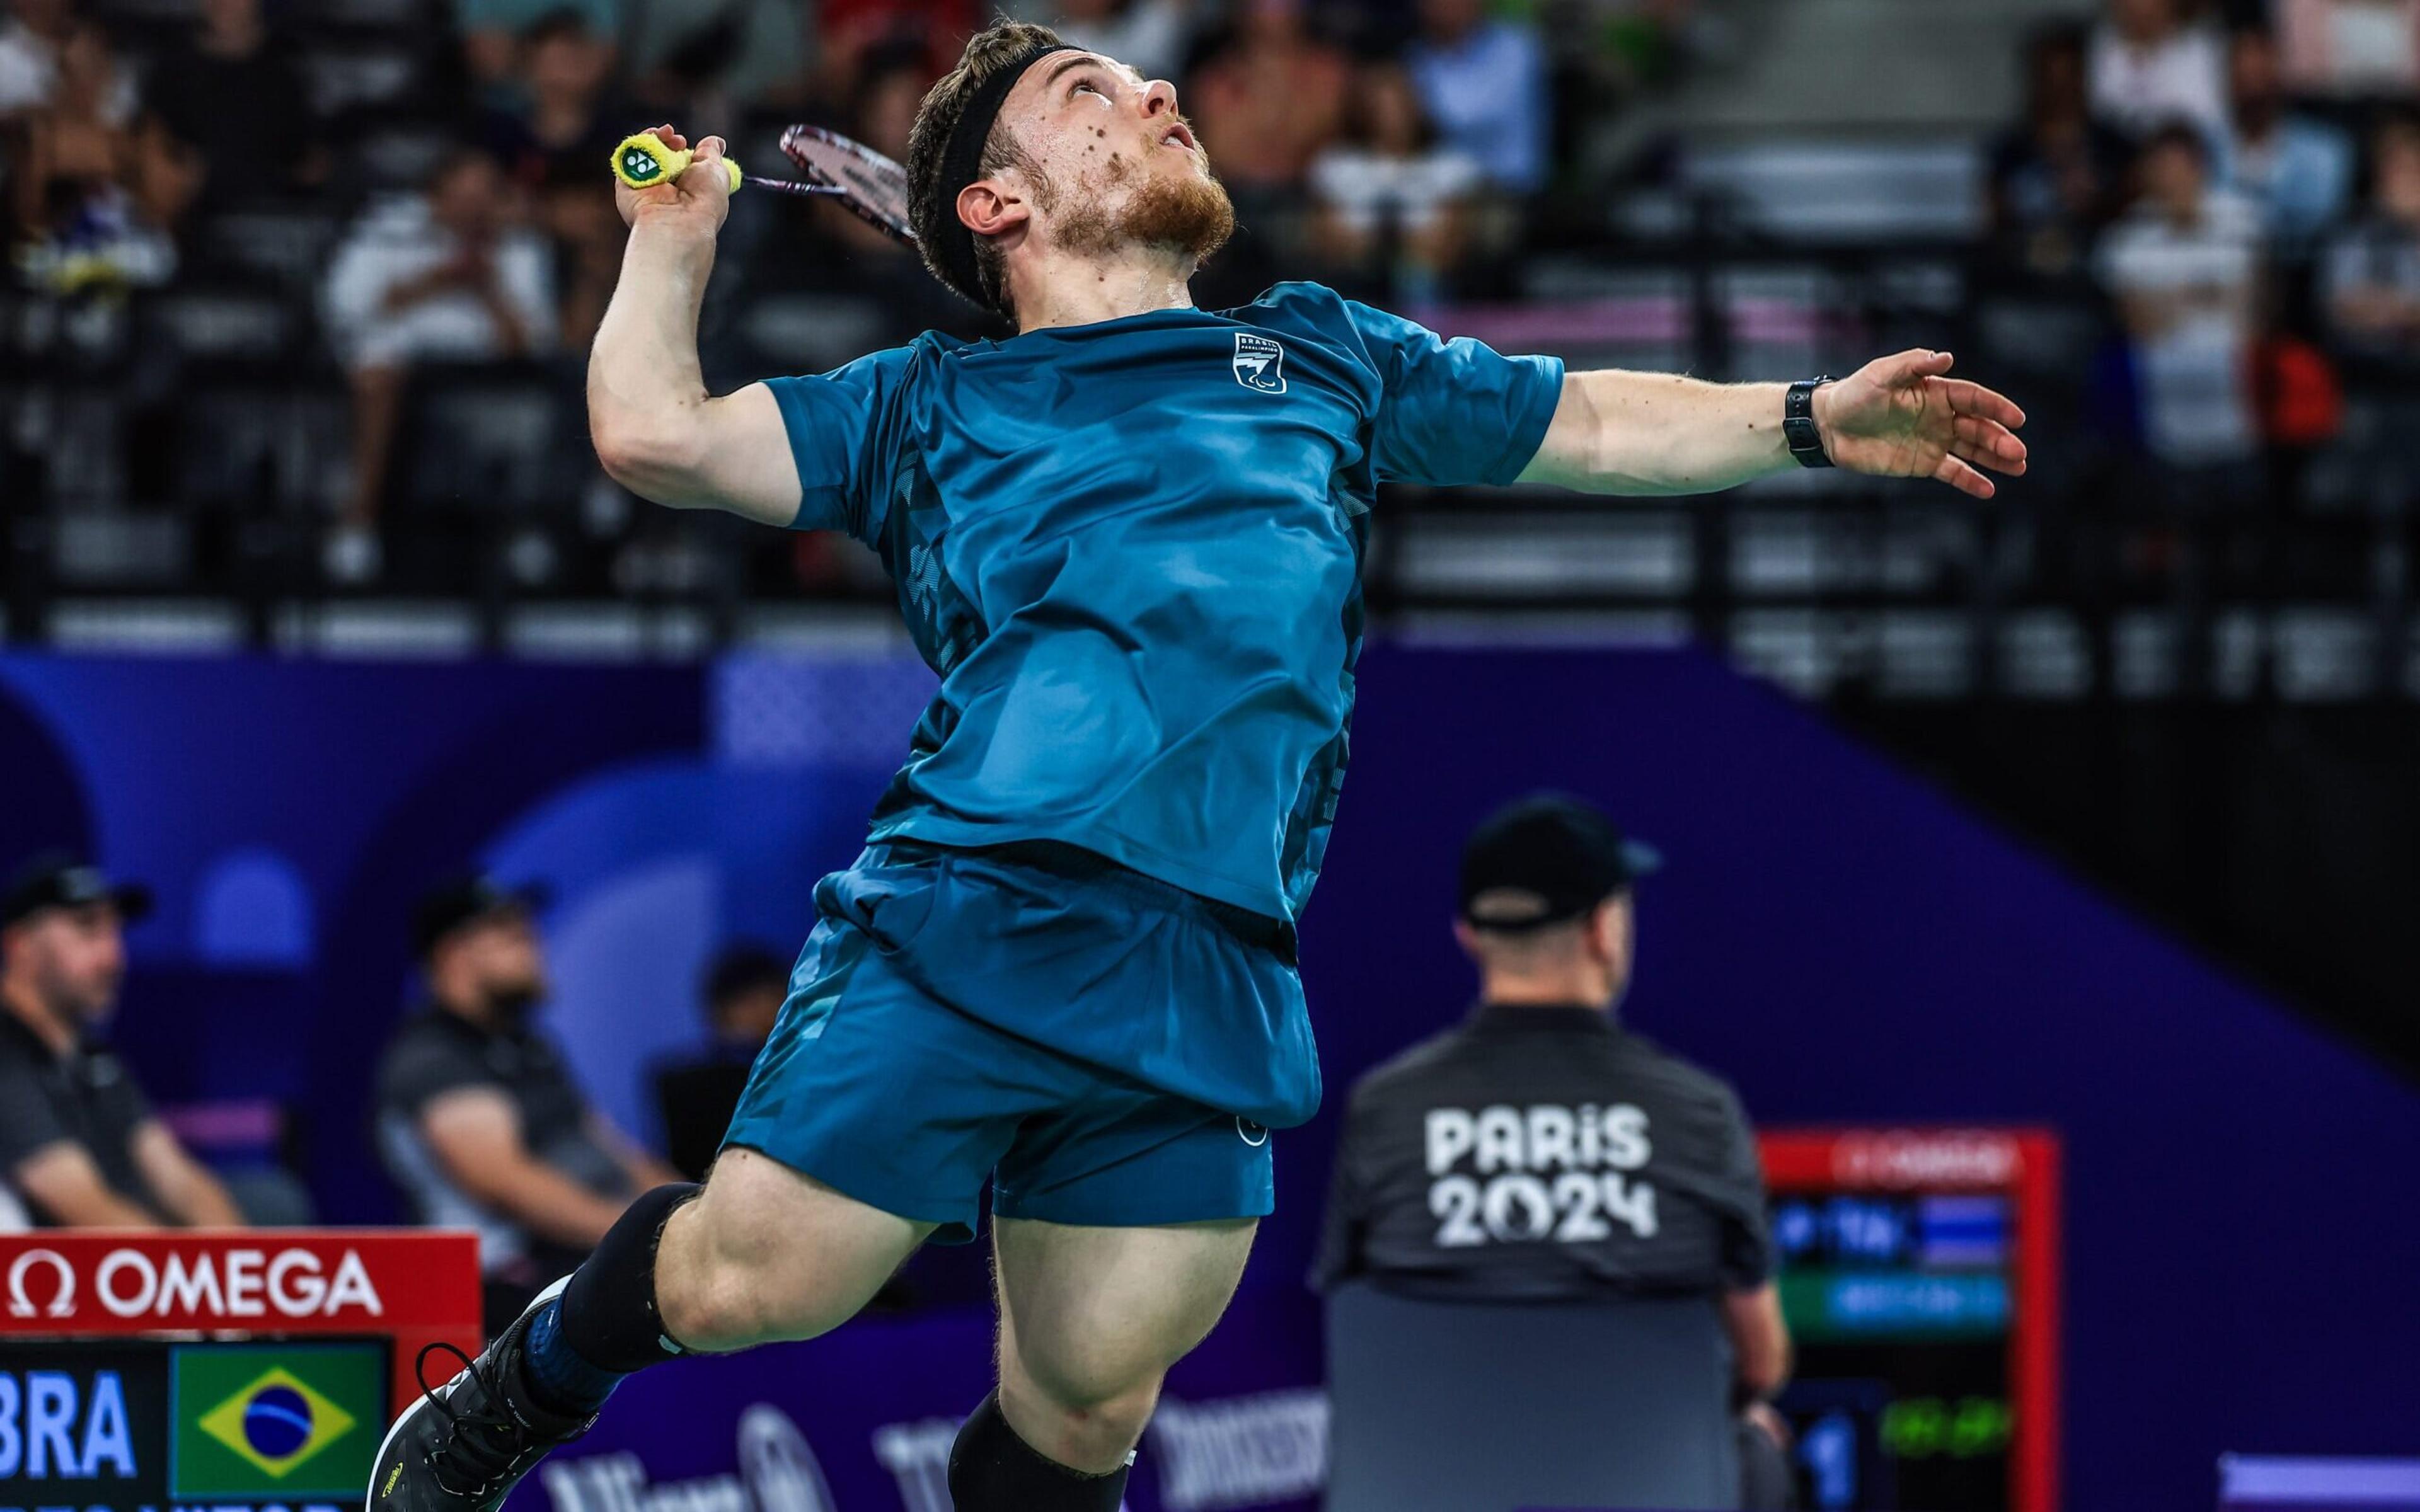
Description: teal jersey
xmin=766 ymin=281 xmax=1564 ymax=922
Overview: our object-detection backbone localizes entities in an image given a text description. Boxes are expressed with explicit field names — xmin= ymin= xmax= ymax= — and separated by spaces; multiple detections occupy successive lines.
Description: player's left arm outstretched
xmin=1516 ymin=350 xmax=2027 ymax=499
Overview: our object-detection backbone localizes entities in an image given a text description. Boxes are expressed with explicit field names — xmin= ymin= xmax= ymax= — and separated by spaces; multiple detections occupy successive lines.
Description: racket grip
xmin=610 ymin=133 xmax=744 ymax=194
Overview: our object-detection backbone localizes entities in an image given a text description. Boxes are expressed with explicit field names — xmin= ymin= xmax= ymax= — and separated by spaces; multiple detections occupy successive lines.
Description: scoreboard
xmin=0 ymin=1232 xmax=479 ymax=1512
xmin=1760 ymin=1129 xmax=2061 ymax=1512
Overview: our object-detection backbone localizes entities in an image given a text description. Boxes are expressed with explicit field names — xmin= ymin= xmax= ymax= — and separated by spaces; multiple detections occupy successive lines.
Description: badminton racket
xmin=609 ymin=127 xmax=916 ymax=246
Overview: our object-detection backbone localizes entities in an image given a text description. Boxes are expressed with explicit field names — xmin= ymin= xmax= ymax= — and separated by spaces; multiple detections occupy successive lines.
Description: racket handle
xmin=610 ymin=133 xmax=744 ymax=194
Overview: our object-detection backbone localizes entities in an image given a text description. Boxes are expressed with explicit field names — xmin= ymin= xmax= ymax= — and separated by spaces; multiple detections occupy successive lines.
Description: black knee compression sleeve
xmin=558 ymin=1182 xmax=700 ymax=1372
xmin=947 ymin=1390 xmax=1131 ymax=1512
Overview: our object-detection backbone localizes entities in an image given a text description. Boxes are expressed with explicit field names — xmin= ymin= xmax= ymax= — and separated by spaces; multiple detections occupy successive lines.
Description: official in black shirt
xmin=1318 ymin=796 xmax=1794 ymax=1501
xmin=374 ymin=874 xmax=679 ymax=1334
xmin=652 ymin=942 xmax=788 ymax=1181
xmin=0 ymin=854 xmax=243 ymax=1228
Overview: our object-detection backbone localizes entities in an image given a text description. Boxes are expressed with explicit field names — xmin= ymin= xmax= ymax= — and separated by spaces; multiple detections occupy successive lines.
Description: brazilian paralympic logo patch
xmin=171 ymin=1344 xmax=386 ymax=1498
xmin=1232 ymin=332 xmax=1286 ymax=394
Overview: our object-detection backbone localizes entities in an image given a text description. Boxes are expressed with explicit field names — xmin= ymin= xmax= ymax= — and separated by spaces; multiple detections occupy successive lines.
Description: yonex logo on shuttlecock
xmin=1232 ymin=333 xmax=1286 ymax=394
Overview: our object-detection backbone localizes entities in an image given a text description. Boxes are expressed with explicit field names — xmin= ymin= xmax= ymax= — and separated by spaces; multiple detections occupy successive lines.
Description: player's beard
xmin=1048 ymin=153 xmax=1235 ymax=265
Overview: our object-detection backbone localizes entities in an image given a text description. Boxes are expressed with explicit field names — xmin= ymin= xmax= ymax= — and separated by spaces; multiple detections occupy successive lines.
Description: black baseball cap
xmin=1458 ymin=793 xmax=1661 ymax=933
xmin=1 ymin=852 xmax=154 ymax=929
xmin=413 ymin=873 xmax=551 ymax=959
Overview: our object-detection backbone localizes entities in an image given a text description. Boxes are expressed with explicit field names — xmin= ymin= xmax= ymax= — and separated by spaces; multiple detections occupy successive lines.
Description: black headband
xmin=934 ymin=41 xmax=1081 ymax=307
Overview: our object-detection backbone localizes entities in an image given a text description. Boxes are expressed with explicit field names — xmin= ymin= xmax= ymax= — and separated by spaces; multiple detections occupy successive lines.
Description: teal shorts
xmin=723 ymin=840 xmax=1319 ymax=1244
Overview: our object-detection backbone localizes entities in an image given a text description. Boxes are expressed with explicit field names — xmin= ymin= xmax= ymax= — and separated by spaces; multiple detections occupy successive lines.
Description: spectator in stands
xmin=483 ymin=9 xmax=623 ymax=191
xmin=482 ymin=9 xmax=626 ymax=348
xmin=2089 ymin=0 xmax=2229 ymax=149
xmin=1990 ymin=21 xmax=2133 ymax=280
xmin=376 ymin=874 xmax=679 ymax=1336
xmin=1309 ymin=61 xmax=1480 ymax=304
xmin=1035 ymin=0 xmax=1191 ymax=84
xmin=1189 ymin=0 xmax=1349 ymax=195
xmin=2223 ymin=26 xmax=2353 ymax=248
xmin=2099 ymin=122 xmax=2264 ymax=476
xmin=619 ymin=0 xmax=804 ymax=122
xmin=11 ymin=23 xmax=186 ymax=290
xmin=1404 ymin=0 xmax=1550 ymax=194
xmin=2277 ymin=0 xmax=2420 ymax=98
xmin=456 ymin=0 xmax=616 ymax=101
xmin=824 ymin=43 xmax=933 ymax=268
xmin=808 ymin=43 xmax=977 ymax=345
xmin=149 ymin=0 xmax=323 ymax=211
xmin=0 ymin=0 xmax=127 ymax=118
xmin=2322 ymin=110 xmax=2420 ymax=364
xmin=1315 ymin=796 xmax=1792 ymax=1508
xmin=321 ymin=148 xmax=557 ymax=582
xmin=817 ymin=0 xmax=975 ymax=93
xmin=652 ymin=942 xmax=788 ymax=1182
xmin=0 ymin=854 xmax=244 ymax=1228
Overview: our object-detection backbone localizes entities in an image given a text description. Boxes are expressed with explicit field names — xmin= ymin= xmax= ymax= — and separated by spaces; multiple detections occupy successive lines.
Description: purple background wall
xmin=1 ymin=645 xmax=2414 ymax=1509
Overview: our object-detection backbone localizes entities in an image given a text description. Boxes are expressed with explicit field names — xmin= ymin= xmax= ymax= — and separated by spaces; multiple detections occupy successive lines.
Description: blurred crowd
xmin=0 ymin=0 xmax=1705 ymax=585
xmin=10 ymin=0 xmax=2420 ymax=599
xmin=1993 ymin=0 xmax=2420 ymax=582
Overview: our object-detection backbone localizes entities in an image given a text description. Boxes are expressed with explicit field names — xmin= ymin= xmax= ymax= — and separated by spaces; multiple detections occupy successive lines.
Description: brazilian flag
xmin=171 ymin=1344 xmax=387 ymax=1498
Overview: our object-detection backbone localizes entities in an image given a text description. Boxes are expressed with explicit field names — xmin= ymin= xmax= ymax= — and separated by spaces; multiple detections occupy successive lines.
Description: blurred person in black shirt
xmin=1318 ymin=795 xmax=1793 ymax=1506
xmin=652 ymin=942 xmax=787 ymax=1181
xmin=1989 ymin=23 xmax=2131 ymax=281
xmin=0 ymin=854 xmax=243 ymax=1228
xmin=376 ymin=874 xmax=679 ymax=1335
xmin=2323 ymin=108 xmax=2420 ymax=365
xmin=149 ymin=0 xmax=323 ymax=210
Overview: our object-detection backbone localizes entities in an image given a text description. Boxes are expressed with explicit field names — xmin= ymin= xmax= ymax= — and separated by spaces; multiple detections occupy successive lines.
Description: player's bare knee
xmin=1003 ymin=1367 xmax=1163 ymax=1467
xmin=1006 ymin=1331 xmax=1166 ymax=1421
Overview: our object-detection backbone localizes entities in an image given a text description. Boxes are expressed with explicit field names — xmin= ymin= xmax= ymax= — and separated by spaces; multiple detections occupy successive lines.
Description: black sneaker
xmin=367 ymin=1278 xmax=594 ymax=1512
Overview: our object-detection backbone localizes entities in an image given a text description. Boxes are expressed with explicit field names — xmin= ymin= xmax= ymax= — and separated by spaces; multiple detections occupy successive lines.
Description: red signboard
xmin=1761 ymin=1128 xmax=2062 ymax=1512
xmin=0 ymin=1229 xmax=482 ymax=1411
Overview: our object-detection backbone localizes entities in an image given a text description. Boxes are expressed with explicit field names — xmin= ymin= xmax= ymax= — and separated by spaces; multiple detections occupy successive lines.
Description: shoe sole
xmin=366 ymin=1274 xmax=572 ymax=1512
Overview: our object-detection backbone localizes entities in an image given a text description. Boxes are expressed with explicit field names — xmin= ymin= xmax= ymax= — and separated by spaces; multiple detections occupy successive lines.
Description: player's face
xmin=9 ymin=903 xmax=127 ymax=1028
xmin=1000 ymin=51 xmax=1233 ymax=263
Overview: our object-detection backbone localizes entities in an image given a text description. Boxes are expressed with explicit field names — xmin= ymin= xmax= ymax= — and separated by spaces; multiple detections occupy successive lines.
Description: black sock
xmin=555 ymin=1183 xmax=700 ymax=1373
xmin=947 ymin=1390 xmax=1131 ymax=1511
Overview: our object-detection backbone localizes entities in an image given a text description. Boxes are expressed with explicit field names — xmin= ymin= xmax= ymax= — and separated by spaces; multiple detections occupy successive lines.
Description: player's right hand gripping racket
xmin=609 ymin=126 xmax=916 ymax=246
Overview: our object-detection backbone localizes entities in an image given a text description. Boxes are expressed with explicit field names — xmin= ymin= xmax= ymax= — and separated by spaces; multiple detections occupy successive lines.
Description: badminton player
xmin=372 ymin=20 xmax=2027 ymax=1512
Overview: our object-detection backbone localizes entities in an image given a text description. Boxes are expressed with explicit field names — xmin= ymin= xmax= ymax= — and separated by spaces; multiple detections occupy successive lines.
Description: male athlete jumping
xmin=373 ymin=20 xmax=2025 ymax=1512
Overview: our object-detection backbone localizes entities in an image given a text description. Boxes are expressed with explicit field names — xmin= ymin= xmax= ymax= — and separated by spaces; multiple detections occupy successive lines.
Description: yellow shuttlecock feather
xmin=610 ymin=133 xmax=742 ymax=194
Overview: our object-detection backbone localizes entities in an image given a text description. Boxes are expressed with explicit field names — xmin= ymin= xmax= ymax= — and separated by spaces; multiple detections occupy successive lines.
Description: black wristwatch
xmin=1785 ymin=377 xmax=1834 ymax=468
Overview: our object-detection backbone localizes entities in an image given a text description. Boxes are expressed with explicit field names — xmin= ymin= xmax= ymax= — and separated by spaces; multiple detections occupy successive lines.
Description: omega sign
xmin=6 ymin=1246 xmax=385 ymax=1323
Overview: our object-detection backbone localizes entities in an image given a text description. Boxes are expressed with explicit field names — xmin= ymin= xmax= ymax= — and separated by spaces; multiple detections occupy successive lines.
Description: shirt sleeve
xmin=1710 ymin=1084 xmax=1776 ymax=1290
xmin=376 ymin=1033 xmax=503 ymax=1122
xmin=1344 ymin=298 xmax=1564 ymax=487
xmin=1311 ymin=1094 xmax=1376 ymax=1292
xmin=763 ymin=345 xmax=918 ymax=542
xmin=0 ymin=1055 xmax=69 ymax=1170
xmin=95 ymin=1056 xmax=153 ymax=1133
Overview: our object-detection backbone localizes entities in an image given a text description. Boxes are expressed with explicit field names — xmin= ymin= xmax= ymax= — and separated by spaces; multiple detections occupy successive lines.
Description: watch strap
xmin=1785 ymin=377 xmax=1834 ymax=468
